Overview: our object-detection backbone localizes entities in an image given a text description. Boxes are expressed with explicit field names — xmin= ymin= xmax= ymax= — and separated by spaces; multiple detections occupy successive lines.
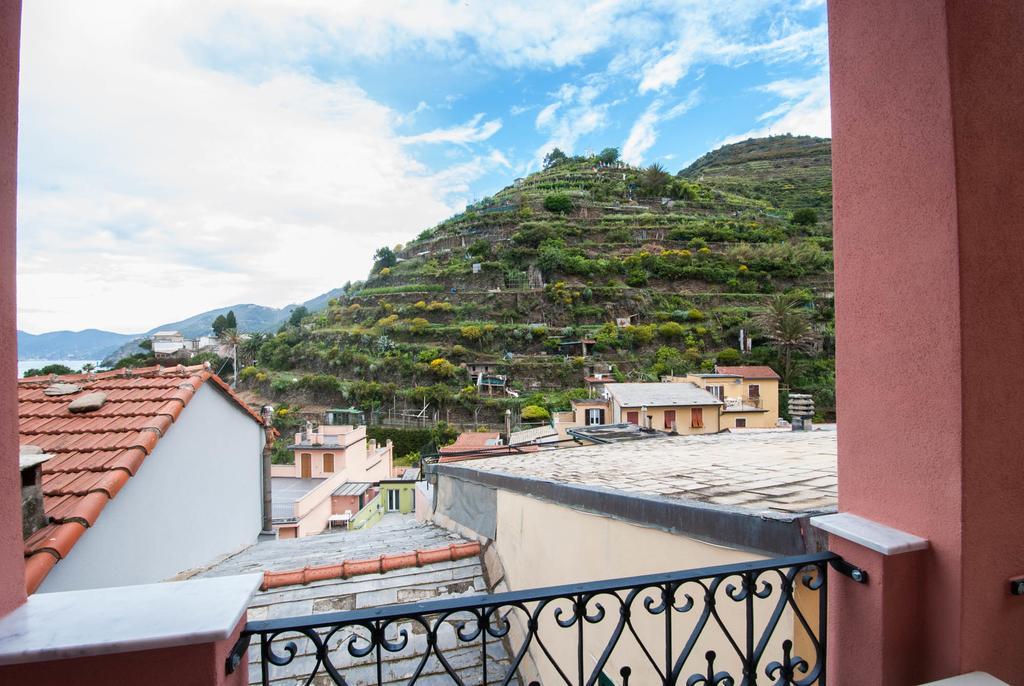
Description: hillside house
xmin=271 ymin=420 xmax=393 ymax=538
xmin=151 ymin=331 xmax=225 ymax=360
xmin=603 ymin=381 xmax=723 ymax=433
xmin=676 ymin=365 xmax=782 ymax=429
xmin=18 ymin=364 xmax=267 ymax=594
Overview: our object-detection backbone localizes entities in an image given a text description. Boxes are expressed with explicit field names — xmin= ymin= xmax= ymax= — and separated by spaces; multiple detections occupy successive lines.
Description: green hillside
xmin=239 ymin=135 xmax=836 ymax=437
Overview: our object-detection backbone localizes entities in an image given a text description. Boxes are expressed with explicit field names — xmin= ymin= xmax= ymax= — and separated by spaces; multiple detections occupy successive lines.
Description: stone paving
xmin=448 ymin=429 xmax=838 ymax=516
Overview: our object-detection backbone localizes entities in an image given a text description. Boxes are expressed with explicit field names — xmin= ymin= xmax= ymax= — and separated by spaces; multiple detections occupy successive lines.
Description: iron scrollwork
xmin=228 ymin=552 xmax=834 ymax=685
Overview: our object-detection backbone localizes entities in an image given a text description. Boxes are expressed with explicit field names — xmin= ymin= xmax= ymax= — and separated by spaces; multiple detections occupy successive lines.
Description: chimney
xmin=260 ymin=406 xmax=275 ymax=536
xmin=20 ymin=446 xmax=51 ymax=539
xmin=788 ymin=393 xmax=815 ymax=431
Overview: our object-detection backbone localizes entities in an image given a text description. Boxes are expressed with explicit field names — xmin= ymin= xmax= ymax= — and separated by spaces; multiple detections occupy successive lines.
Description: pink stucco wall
xmin=0 ymin=618 xmax=248 ymax=686
xmin=0 ymin=0 xmax=22 ymax=619
xmin=829 ymin=0 xmax=1024 ymax=682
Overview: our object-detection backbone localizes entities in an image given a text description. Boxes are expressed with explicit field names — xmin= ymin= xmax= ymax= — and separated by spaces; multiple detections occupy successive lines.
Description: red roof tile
xmin=438 ymin=432 xmax=501 ymax=455
xmin=714 ymin=365 xmax=782 ymax=380
xmin=19 ymin=363 xmax=264 ymax=593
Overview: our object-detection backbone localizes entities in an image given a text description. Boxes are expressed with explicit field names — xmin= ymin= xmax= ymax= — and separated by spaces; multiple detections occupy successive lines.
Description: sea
xmin=18 ymin=360 xmax=101 ymax=378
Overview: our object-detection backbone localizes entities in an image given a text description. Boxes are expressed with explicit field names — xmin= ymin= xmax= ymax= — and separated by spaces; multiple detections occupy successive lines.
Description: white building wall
xmin=39 ymin=384 xmax=265 ymax=593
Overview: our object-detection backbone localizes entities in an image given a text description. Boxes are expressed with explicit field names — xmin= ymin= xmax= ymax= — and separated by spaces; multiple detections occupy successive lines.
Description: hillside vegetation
xmin=237 ymin=135 xmax=836 ymax=432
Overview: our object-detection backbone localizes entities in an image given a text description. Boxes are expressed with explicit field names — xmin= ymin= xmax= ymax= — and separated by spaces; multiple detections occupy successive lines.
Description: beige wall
xmin=613 ymin=403 xmax=721 ymax=434
xmin=487 ymin=490 xmax=816 ymax=683
xmin=682 ymin=375 xmax=780 ymax=428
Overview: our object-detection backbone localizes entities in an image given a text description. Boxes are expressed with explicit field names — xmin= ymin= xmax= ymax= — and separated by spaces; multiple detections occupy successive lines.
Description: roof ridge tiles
xmin=259 ymin=541 xmax=482 ymax=591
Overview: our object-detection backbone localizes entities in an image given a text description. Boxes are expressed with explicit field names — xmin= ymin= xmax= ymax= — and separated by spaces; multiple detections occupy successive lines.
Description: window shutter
xmin=691 ymin=407 xmax=704 ymax=429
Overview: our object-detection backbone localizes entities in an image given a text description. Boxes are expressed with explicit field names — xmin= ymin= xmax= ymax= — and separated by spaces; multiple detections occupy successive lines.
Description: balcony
xmin=227 ymin=553 xmax=838 ymax=685
xmin=722 ymin=396 xmax=764 ymax=412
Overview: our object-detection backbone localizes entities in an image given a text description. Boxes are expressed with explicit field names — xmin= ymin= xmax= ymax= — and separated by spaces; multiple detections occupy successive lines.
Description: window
xmin=707 ymin=385 xmax=724 ymax=400
xmin=664 ymin=410 xmax=676 ymax=430
xmin=323 ymin=453 xmax=334 ymax=472
xmin=735 ymin=417 xmax=747 ymax=428
xmin=748 ymin=384 xmax=760 ymax=399
xmin=626 ymin=410 xmax=640 ymax=425
xmin=690 ymin=407 xmax=704 ymax=429
xmin=300 ymin=453 xmax=312 ymax=479
xmin=387 ymin=489 xmax=401 ymax=512
xmin=586 ymin=408 xmax=605 ymax=425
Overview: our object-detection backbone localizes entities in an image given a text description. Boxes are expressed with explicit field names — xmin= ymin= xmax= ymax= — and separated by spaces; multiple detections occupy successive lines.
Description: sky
xmin=17 ymin=0 xmax=830 ymax=335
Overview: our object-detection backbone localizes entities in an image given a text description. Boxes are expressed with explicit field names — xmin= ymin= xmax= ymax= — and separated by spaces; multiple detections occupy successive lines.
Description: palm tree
xmin=238 ymin=331 xmax=267 ymax=367
xmin=218 ymin=328 xmax=243 ymax=387
xmin=756 ymin=295 xmax=818 ymax=381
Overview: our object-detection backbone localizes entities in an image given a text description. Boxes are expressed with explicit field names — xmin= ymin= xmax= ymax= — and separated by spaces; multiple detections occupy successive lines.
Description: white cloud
xmin=16 ymin=2 xmax=492 ymax=333
xmin=717 ymin=72 xmax=831 ymax=146
xmin=621 ymin=90 xmax=701 ymax=165
xmin=399 ymin=113 xmax=502 ymax=145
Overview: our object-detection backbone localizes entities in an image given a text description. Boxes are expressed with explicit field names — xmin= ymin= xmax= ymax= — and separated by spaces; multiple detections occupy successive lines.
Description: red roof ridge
xmin=259 ymin=541 xmax=482 ymax=591
xmin=713 ymin=365 xmax=781 ymax=380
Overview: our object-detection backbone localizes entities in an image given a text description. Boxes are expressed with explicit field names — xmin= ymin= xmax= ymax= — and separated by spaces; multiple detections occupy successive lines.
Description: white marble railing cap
xmin=810 ymin=512 xmax=929 ymax=556
xmin=0 ymin=573 xmax=261 ymax=666
xmin=920 ymin=672 xmax=1010 ymax=685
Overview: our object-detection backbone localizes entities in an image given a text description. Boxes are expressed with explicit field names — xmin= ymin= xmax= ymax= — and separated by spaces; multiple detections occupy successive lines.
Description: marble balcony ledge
xmin=0 ymin=573 xmax=261 ymax=665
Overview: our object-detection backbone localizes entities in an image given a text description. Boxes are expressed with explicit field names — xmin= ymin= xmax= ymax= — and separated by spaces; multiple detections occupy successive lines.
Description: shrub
xmin=378 ymin=267 xmax=392 ymax=277
xmin=410 ymin=317 xmax=430 ymax=334
xmin=791 ymin=208 xmax=819 ymax=226
xmin=521 ymin=405 xmax=551 ymax=422
xmin=657 ymin=321 xmax=685 ymax=339
xmin=716 ymin=348 xmax=743 ymax=365
xmin=543 ymin=193 xmax=573 ymax=214
xmin=687 ymin=308 xmax=706 ymax=321
xmin=429 ymin=358 xmax=457 ymax=377
xmin=460 ymin=325 xmax=483 ymax=341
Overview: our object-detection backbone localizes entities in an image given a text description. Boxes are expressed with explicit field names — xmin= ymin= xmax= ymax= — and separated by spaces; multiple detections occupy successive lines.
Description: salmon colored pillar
xmin=828 ymin=0 xmax=1024 ymax=683
xmin=0 ymin=0 xmax=22 ymax=619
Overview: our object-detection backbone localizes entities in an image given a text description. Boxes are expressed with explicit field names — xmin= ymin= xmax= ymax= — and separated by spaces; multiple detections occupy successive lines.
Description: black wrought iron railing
xmin=227 ymin=552 xmax=842 ymax=685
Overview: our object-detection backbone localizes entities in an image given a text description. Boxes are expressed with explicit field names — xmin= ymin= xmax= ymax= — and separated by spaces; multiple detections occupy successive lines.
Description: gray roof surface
xmin=508 ymin=425 xmax=558 ymax=445
xmin=437 ymin=430 xmax=837 ymax=517
xmin=271 ymin=477 xmax=325 ymax=520
xmin=604 ymin=382 xmax=724 ymax=408
xmin=332 ymin=481 xmax=373 ymax=496
xmin=196 ymin=516 xmax=510 ymax=685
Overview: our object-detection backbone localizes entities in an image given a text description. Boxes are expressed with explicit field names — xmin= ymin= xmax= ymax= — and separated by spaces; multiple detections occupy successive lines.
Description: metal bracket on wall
xmin=829 ymin=557 xmax=869 ymax=583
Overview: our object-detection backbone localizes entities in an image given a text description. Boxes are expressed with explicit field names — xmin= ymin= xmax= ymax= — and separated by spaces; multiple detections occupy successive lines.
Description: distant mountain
xmin=18 ymin=287 xmax=347 ymax=362
xmin=17 ymin=329 xmax=138 ymax=361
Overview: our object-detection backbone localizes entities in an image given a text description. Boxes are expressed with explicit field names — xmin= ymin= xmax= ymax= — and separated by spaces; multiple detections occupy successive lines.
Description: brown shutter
xmin=749 ymin=384 xmax=760 ymax=398
xmin=690 ymin=407 xmax=704 ymax=429
xmin=323 ymin=453 xmax=335 ymax=472
xmin=627 ymin=411 xmax=639 ymax=425
xmin=664 ymin=410 xmax=676 ymax=430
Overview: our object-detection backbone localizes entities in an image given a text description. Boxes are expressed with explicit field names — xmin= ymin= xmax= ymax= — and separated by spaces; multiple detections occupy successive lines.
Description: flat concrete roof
xmin=429 ymin=429 xmax=837 ymax=556
xmin=434 ymin=429 xmax=837 ymax=517
xmin=271 ymin=477 xmax=325 ymax=521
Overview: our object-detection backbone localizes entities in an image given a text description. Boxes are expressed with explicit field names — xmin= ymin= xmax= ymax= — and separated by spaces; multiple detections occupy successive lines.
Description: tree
xmin=543 ymin=148 xmax=568 ymax=168
xmin=755 ymin=294 xmax=817 ymax=380
xmin=543 ymin=193 xmax=573 ymax=214
xmin=641 ymin=163 xmax=672 ymax=196
xmin=791 ymin=208 xmax=819 ymax=226
xmin=212 ymin=310 xmax=237 ymax=336
xmin=288 ymin=306 xmax=308 ymax=327
xmin=716 ymin=348 xmax=742 ymax=365
xmin=217 ymin=327 xmax=243 ymax=387
xmin=521 ymin=405 xmax=551 ymax=422
xmin=597 ymin=147 xmax=619 ymax=164
xmin=23 ymin=363 xmax=73 ymax=377
xmin=373 ymin=246 xmax=397 ymax=273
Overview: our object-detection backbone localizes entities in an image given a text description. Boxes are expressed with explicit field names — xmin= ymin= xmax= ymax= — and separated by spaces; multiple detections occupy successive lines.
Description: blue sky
xmin=17 ymin=1 xmax=829 ymax=334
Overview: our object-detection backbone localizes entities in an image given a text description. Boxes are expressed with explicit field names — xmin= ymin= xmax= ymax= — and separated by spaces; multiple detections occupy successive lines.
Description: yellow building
xmin=601 ymin=382 xmax=723 ymax=434
xmin=678 ymin=365 xmax=781 ymax=429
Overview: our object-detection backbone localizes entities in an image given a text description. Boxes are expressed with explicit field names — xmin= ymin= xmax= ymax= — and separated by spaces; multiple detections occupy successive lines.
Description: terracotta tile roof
xmin=714 ymin=365 xmax=782 ymax=380
xmin=437 ymin=432 xmax=501 ymax=455
xmin=19 ymin=363 xmax=264 ymax=594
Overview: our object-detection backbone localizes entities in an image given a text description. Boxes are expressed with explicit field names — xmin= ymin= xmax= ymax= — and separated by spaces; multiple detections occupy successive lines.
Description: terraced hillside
xmin=240 ymin=135 xmax=836 ymax=441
